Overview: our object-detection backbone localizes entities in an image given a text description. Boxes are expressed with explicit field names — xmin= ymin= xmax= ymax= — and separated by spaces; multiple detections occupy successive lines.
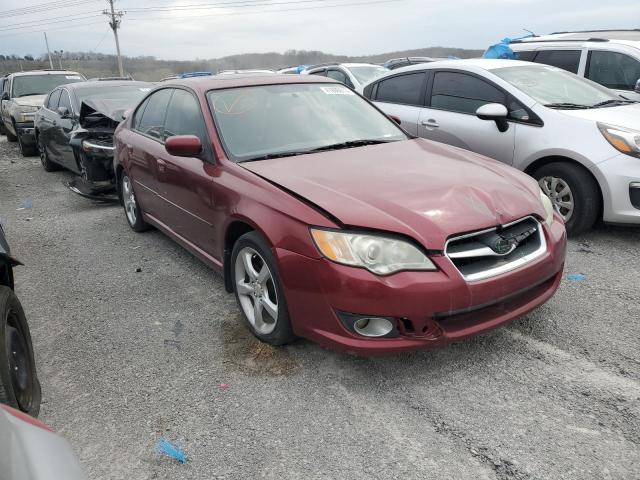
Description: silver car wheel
xmin=539 ymin=176 xmax=574 ymax=222
xmin=122 ymin=175 xmax=137 ymax=226
xmin=234 ymin=247 xmax=278 ymax=335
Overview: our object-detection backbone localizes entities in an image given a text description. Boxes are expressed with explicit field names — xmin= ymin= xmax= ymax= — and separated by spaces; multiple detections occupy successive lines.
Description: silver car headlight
xmin=310 ymin=228 xmax=436 ymax=275
xmin=598 ymin=122 xmax=640 ymax=158
xmin=540 ymin=188 xmax=554 ymax=227
xmin=15 ymin=106 xmax=38 ymax=122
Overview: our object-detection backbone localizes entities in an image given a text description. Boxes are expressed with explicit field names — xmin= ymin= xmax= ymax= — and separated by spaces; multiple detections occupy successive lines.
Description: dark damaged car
xmin=34 ymin=80 xmax=152 ymax=196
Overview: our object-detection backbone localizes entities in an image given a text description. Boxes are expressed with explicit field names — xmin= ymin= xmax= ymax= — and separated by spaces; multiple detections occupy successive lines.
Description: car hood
xmin=13 ymin=95 xmax=47 ymax=108
xmin=559 ymin=103 xmax=640 ymax=129
xmin=241 ymin=138 xmax=545 ymax=249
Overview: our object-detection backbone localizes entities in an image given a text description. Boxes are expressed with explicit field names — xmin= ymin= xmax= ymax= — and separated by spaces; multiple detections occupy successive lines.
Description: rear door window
xmin=516 ymin=51 xmax=537 ymax=62
xmin=586 ymin=50 xmax=640 ymax=91
xmin=136 ymin=89 xmax=173 ymax=140
xmin=533 ymin=50 xmax=581 ymax=74
xmin=375 ymin=72 xmax=426 ymax=106
xmin=58 ymin=90 xmax=72 ymax=114
xmin=430 ymin=71 xmax=505 ymax=114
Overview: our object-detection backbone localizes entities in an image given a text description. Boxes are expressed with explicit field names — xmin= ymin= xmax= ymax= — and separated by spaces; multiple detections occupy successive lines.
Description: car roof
xmin=161 ymin=73 xmax=340 ymax=92
xmin=390 ymin=58 xmax=532 ymax=73
xmin=65 ymin=80 xmax=151 ymax=90
xmin=9 ymin=70 xmax=82 ymax=78
xmin=514 ymin=29 xmax=640 ymax=43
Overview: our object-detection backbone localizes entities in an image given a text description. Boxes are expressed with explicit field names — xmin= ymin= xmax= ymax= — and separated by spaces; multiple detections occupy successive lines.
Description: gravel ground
xmin=1 ymin=135 xmax=639 ymax=480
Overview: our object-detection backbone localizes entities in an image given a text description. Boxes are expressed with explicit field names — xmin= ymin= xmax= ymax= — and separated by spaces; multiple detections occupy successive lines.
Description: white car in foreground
xmin=361 ymin=59 xmax=640 ymax=235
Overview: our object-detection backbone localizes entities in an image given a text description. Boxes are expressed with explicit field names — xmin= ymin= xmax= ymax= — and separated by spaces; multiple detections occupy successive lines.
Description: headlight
xmin=310 ymin=228 xmax=436 ymax=275
xmin=15 ymin=106 xmax=38 ymax=122
xmin=598 ymin=122 xmax=640 ymax=158
xmin=540 ymin=188 xmax=554 ymax=227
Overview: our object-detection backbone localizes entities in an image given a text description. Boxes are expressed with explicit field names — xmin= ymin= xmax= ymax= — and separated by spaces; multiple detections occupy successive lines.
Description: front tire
xmin=17 ymin=134 xmax=37 ymax=157
xmin=231 ymin=231 xmax=295 ymax=346
xmin=38 ymin=138 xmax=58 ymax=172
xmin=534 ymin=162 xmax=600 ymax=236
xmin=5 ymin=124 xmax=17 ymax=142
xmin=120 ymin=172 xmax=149 ymax=232
xmin=0 ymin=286 xmax=41 ymax=417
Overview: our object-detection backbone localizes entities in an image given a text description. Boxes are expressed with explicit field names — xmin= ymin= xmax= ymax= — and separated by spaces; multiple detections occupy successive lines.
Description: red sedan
xmin=113 ymin=75 xmax=566 ymax=355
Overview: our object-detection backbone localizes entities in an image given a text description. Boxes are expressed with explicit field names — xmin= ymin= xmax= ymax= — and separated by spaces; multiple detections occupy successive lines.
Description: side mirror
xmin=635 ymin=79 xmax=640 ymax=94
xmin=388 ymin=115 xmax=402 ymax=126
xmin=1 ymin=92 xmax=8 ymax=101
xmin=122 ymin=108 xmax=133 ymax=121
xmin=57 ymin=106 xmax=70 ymax=118
xmin=165 ymin=135 xmax=202 ymax=157
xmin=476 ymin=103 xmax=509 ymax=133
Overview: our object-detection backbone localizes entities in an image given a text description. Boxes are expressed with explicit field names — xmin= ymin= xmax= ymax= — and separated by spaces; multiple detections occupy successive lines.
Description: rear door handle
xmin=421 ymin=119 xmax=439 ymax=128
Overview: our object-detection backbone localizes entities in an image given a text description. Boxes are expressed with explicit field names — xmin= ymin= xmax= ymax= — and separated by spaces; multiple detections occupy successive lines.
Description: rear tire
xmin=534 ymin=162 xmax=600 ymax=236
xmin=231 ymin=231 xmax=296 ymax=346
xmin=120 ymin=172 xmax=150 ymax=232
xmin=0 ymin=286 xmax=41 ymax=417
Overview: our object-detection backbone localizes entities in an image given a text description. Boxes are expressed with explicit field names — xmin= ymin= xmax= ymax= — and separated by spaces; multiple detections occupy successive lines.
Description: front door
xmin=157 ymin=88 xmax=217 ymax=256
xmin=419 ymin=70 xmax=515 ymax=164
xmin=52 ymin=89 xmax=77 ymax=172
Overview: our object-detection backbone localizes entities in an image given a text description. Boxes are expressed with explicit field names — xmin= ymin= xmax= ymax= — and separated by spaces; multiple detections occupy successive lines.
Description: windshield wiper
xmin=239 ymin=151 xmax=308 ymax=163
xmin=543 ymin=102 xmax=593 ymax=110
xmin=307 ymin=139 xmax=397 ymax=152
xmin=590 ymin=99 xmax=636 ymax=108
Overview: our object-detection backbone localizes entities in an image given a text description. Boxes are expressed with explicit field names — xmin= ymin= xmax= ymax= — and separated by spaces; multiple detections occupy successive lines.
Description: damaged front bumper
xmin=15 ymin=121 xmax=36 ymax=146
xmin=69 ymin=130 xmax=117 ymax=196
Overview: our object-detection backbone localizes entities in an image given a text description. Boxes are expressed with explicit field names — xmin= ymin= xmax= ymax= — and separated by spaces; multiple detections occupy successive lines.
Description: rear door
xmin=585 ymin=49 xmax=640 ymax=100
xmin=127 ymin=88 xmax=173 ymax=218
xmin=370 ymin=71 xmax=427 ymax=136
xmin=157 ymin=88 xmax=217 ymax=254
xmin=531 ymin=49 xmax=585 ymax=75
xmin=419 ymin=70 xmax=515 ymax=164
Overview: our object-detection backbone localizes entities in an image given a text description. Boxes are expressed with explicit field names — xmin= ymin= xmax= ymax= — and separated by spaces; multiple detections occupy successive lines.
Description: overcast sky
xmin=1 ymin=0 xmax=639 ymax=60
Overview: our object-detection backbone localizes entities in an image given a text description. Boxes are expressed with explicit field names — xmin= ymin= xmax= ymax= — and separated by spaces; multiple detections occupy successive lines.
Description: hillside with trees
xmin=0 ymin=47 xmax=483 ymax=80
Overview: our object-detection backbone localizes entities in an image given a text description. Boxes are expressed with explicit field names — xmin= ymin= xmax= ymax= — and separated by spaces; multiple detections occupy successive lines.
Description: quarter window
xmin=163 ymin=89 xmax=207 ymax=144
xmin=515 ymin=51 xmax=537 ymax=62
xmin=533 ymin=50 xmax=581 ymax=74
xmin=430 ymin=72 xmax=505 ymax=114
xmin=375 ymin=72 xmax=425 ymax=107
xmin=47 ymin=89 xmax=62 ymax=110
xmin=586 ymin=51 xmax=640 ymax=91
xmin=136 ymin=89 xmax=173 ymax=140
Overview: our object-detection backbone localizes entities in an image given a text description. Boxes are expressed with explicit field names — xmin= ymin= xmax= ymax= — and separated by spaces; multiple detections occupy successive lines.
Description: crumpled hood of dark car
xmin=79 ymin=98 xmax=130 ymax=126
xmin=241 ymin=138 xmax=546 ymax=249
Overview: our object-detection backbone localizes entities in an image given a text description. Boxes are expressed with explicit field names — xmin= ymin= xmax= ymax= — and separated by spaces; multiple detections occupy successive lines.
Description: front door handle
xmin=421 ymin=119 xmax=439 ymax=128
xmin=52 ymin=120 xmax=57 ymax=126
xmin=157 ymin=158 xmax=167 ymax=173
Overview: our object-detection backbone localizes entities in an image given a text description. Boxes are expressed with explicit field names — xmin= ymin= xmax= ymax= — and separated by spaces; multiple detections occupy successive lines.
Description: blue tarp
xmin=483 ymin=34 xmax=535 ymax=60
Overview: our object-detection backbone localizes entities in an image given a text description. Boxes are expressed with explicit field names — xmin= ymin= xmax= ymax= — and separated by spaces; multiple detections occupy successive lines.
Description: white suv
xmin=361 ymin=59 xmax=640 ymax=235
xmin=509 ymin=30 xmax=640 ymax=101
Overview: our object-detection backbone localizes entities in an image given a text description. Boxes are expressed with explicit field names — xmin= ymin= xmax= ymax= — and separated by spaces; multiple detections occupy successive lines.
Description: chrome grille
xmin=445 ymin=216 xmax=547 ymax=282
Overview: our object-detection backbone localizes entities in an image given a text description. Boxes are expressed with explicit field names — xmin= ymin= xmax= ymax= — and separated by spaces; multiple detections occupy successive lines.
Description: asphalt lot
xmin=1 ymin=134 xmax=639 ymax=480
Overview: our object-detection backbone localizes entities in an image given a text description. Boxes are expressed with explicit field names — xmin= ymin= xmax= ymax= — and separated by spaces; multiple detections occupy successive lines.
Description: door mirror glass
xmin=1 ymin=92 xmax=8 ymax=101
xmin=635 ymin=79 xmax=640 ymax=94
xmin=57 ymin=106 xmax=70 ymax=118
xmin=475 ymin=103 xmax=509 ymax=132
xmin=165 ymin=135 xmax=202 ymax=157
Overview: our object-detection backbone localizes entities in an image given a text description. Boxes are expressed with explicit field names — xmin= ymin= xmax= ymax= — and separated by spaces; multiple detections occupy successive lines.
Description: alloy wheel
xmin=122 ymin=175 xmax=137 ymax=226
xmin=539 ymin=176 xmax=574 ymax=222
xmin=234 ymin=247 xmax=278 ymax=335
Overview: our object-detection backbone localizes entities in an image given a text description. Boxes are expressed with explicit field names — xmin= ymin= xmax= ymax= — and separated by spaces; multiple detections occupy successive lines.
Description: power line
xmin=0 ymin=0 xmax=100 ymax=18
xmin=0 ymin=14 xmax=103 ymax=32
xmin=125 ymin=0 xmax=289 ymax=12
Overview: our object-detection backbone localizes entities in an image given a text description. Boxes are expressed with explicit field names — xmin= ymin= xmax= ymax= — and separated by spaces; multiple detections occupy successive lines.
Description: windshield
xmin=347 ymin=66 xmax=389 ymax=85
xmin=207 ymin=83 xmax=407 ymax=161
xmin=491 ymin=65 xmax=620 ymax=108
xmin=75 ymin=85 xmax=151 ymax=105
xmin=11 ymin=73 xmax=84 ymax=97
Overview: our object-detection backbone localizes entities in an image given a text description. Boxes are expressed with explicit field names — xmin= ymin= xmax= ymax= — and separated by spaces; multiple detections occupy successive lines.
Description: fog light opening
xmin=353 ymin=317 xmax=394 ymax=338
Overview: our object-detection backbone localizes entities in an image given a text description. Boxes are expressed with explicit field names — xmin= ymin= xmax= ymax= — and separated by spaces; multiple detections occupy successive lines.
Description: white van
xmin=509 ymin=30 xmax=640 ymax=101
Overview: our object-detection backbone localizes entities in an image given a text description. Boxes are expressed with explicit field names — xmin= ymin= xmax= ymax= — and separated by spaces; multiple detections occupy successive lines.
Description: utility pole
xmin=43 ymin=32 xmax=53 ymax=69
xmin=54 ymin=50 xmax=64 ymax=69
xmin=103 ymin=0 xmax=124 ymax=76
